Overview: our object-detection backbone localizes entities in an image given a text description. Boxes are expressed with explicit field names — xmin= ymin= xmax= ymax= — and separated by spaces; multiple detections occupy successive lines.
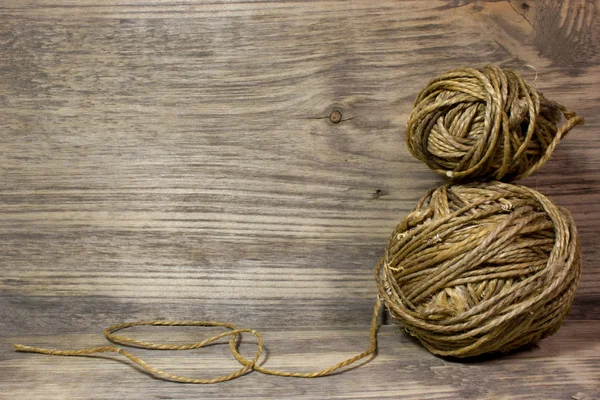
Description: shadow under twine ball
xmin=375 ymin=181 xmax=581 ymax=358
xmin=405 ymin=65 xmax=584 ymax=181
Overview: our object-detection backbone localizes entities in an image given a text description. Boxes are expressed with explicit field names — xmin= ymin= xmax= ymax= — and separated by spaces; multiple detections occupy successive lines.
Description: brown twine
xmin=376 ymin=181 xmax=581 ymax=357
xmin=14 ymin=296 xmax=383 ymax=383
xmin=405 ymin=64 xmax=584 ymax=181
xmin=13 ymin=181 xmax=580 ymax=382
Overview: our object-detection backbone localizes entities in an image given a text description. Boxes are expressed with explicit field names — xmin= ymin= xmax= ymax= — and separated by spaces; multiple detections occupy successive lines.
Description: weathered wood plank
xmin=1 ymin=0 xmax=599 ymax=397
xmin=1 ymin=1 xmax=599 ymax=333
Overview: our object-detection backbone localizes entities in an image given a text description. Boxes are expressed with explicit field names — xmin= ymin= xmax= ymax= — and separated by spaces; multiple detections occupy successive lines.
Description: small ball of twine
xmin=405 ymin=65 xmax=584 ymax=181
xmin=376 ymin=181 xmax=581 ymax=358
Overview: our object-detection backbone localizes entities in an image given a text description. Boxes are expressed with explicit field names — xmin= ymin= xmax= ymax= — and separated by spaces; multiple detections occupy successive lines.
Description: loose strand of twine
xmin=522 ymin=110 xmax=583 ymax=180
xmin=13 ymin=260 xmax=384 ymax=384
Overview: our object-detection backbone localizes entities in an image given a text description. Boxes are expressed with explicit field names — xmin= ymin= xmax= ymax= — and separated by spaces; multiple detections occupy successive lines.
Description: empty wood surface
xmin=1 ymin=0 xmax=599 ymax=398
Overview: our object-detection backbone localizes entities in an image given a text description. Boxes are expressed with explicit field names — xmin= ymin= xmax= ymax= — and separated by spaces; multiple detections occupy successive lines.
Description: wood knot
xmin=329 ymin=110 xmax=342 ymax=124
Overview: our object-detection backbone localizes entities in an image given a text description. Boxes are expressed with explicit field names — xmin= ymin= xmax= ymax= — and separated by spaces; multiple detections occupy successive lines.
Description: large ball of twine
xmin=376 ymin=181 xmax=581 ymax=358
xmin=405 ymin=65 xmax=584 ymax=181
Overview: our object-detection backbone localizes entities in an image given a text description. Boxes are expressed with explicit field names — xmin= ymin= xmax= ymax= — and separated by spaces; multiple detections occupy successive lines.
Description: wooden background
xmin=1 ymin=0 xmax=599 ymax=398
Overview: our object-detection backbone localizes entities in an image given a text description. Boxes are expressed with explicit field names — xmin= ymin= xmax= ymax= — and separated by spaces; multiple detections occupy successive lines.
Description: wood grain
xmin=1 ymin=0 xmax=599 ymax=398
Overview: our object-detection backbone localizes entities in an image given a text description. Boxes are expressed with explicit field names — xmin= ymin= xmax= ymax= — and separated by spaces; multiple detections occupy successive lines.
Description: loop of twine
xmin=14 ymin=269 xmax=384 ymax=384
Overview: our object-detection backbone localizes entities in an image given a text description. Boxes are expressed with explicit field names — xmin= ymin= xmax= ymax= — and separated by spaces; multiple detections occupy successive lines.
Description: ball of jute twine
xmin=406 ymin=65 xmax=584 ymax=181
xmin=376 ymin=180 xmax=581 ymax=358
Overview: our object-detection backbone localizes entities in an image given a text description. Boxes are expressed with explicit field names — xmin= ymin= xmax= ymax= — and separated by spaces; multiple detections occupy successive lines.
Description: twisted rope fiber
xmin=14 ymin=181 xmax=580 ymax=381
xmin=376 ymin=181 xmax=581 ymax=357
xmin=406 ymin=65 xmax=584 ymax=181
xmin=14 ymin=295 xmax=383 ymax=383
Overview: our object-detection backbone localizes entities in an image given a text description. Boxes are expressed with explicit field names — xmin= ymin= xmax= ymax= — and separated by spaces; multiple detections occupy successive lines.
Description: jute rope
xmin=377 ymin=181 xmax=581 ymax=357
xmin=405 ymin=65 xmax=584 ymax=181
xmin=14 ymin=294 xmax=383 ymax=383
xmin=14 ymin=181 xmax=580 ymax=382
